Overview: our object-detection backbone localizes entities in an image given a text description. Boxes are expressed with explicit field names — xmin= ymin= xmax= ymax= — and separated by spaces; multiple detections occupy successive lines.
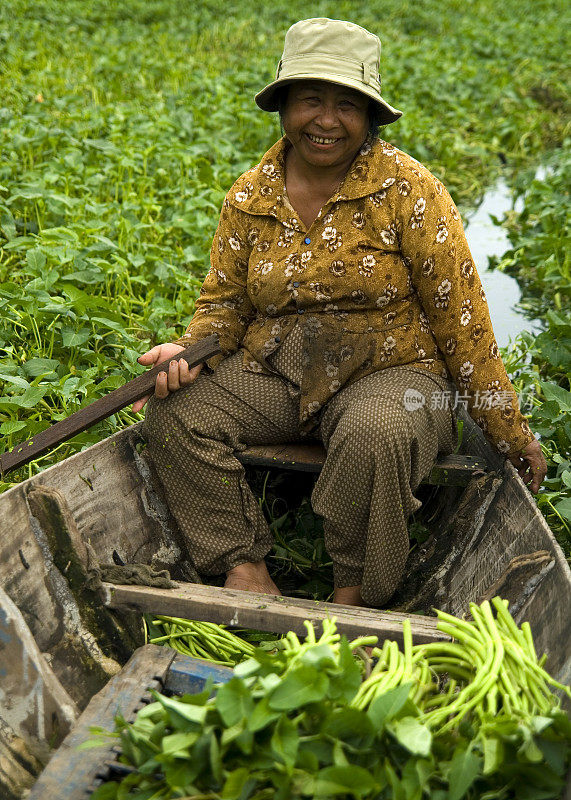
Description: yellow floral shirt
xmin=175 ymin=136 xmax=534 ymax=455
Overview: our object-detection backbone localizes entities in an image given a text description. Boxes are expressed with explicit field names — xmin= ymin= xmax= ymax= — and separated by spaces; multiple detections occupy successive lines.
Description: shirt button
xmin=293 ymin=281 xmax=300 ymax=288
xmin=304 ymin=237 xmax=311 ymax=244
xmin=297 ymin=308 xmax=305 ymax=314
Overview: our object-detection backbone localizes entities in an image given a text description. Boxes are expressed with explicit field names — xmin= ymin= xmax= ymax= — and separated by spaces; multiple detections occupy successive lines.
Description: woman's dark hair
xmin=367 ymin=101 xmax=384 ymax=138
xmin=276 ymin=86 xmax=383 ymax=138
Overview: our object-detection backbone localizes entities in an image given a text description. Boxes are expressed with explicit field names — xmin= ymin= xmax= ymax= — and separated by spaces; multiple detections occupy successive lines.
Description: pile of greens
xmin=90 ymin=600 xmax=570 ymax=799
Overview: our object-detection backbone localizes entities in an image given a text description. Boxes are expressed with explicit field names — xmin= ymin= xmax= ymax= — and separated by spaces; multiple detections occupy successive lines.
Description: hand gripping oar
xmin=0 ymin=335 xmax=220 ymax=477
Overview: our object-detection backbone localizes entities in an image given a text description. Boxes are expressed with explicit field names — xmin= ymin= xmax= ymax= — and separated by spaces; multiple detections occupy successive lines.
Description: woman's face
xmin=281 ymin=80 xmax=370 ymax=173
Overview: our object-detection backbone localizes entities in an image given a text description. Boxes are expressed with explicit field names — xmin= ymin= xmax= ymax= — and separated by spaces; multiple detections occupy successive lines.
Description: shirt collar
xmin=228 ymin=135 xmax=397 ymax=228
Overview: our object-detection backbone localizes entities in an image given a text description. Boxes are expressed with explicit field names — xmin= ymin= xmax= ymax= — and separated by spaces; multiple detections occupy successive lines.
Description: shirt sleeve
xmin=396 ymin=164 xmax=534 ymax=456
xmin=173 ymin=194 xmax=255 ymax=370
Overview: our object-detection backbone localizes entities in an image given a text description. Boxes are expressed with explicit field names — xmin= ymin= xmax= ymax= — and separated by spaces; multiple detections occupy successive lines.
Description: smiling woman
xmin=137 ymin=17 xmax=547 ymax=608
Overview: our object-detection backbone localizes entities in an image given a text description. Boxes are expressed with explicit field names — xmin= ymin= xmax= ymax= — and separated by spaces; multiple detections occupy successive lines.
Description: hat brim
xmin=255 ymin=75 xmax=402 ymax=126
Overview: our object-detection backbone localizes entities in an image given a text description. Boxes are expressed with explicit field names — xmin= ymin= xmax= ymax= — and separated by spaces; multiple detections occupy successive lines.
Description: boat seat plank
xmin=101 ymin=580 xmax=449 ymax=646
xmin=236 ymin=443 xmax=487 ymax=485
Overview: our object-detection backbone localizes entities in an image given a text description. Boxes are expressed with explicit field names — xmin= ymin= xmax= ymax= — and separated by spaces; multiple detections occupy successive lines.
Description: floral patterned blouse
xmin=174 ymin=136 xmax=534 ymax=456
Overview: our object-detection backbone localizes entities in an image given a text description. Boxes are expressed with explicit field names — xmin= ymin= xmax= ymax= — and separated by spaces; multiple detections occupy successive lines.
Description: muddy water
xmin=464 ymin=180 xmax=541 ymax=348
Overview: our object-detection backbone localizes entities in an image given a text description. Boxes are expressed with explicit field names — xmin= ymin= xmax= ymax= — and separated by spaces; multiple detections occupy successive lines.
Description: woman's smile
xmin=305 ymin=132 xmax=342 ymax=147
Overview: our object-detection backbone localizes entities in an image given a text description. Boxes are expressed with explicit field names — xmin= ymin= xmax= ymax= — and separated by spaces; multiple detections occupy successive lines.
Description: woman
xmin=136 ymin=18 xmax=547 ymax=607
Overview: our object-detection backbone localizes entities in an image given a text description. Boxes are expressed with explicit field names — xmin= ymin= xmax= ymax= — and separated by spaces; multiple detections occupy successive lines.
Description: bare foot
xmin=333 ymin=585 xmax=365 ymax=606
xmin=224 ymin=561 xmax=281 ymax=595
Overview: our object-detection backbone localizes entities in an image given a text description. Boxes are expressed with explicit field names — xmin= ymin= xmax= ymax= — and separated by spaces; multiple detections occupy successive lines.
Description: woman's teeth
xmin=307 ymin=134 xmax=338 ymax=144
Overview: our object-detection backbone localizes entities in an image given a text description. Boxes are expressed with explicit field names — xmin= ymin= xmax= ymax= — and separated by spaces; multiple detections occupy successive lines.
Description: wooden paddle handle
xmin=0 ymin=335 xmax=220 ymax=477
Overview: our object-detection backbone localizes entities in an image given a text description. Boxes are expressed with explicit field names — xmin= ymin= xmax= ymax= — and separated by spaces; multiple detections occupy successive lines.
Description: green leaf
xmin=221 ymin=766 xmax=252 ymax=799
xmin=91 ymin=316 xmax=127 ymax=332
xmin=553 ymin=496 xmax=571 ymax=521
xmin=61 ymin=327 xmax=91 ymax=347
xmin=26 ymin=249 xmax=47 ymax=272
xmin=0 ymin=420 xmax=27 ymax=434
xmin=0 ymin=373 xmax=30 ymax=390
xmin=328 ymin=636 xmax=362 ymax=701
xmin=247 ymin=696 xmax=281 ymax=732
xmin=210 ymin=733 xmax=223 ymax=784
xmin=299 ymin=642 xmax=337 ymax=668
xmin=389 ymin=716 xmax=432 ymax=757
xmin=271 ymin=715 xmax=299 ymax=768
xmin=90 ymin=782 xmax=119 ymax=799
xmin=518 ymin=737 xmax=544 ymax=763
xmin=367 ymin=682 xmax=414 ymax=729
xmin=314 ymin=765 xmax=377 ymax=797
xmin=482 ymin=736 xmax=504 ymax=775
xmin=154 ymin=693 xmax=207 ymax=730
xmin=9 ymin=387 xmax=48 ymax=408
xmin=269 ymin=665 xmax=329 ymax=710
xmin=540 ymin=381 xmax=571 ymax=411
xmin=534 ymin=334 xmax=571 ymax=369
xmin=22 ymin=357 xmax=60 ymax=378
xmin=159 ymin=731 xmax=199 ymax=755
xmin=215 ymin=677 xmax=254 ymax=727
xmin=538 ymin=738 xmax=567 ymax=775
xmin=164 ymin=759 xmax=195 ymax=791
xmin=0 ymin=210 xmax=16 ymax=241
xmin=324 ymin=708 xmax=375 ymax=749
xmin=447 ymin=745 xmax=482 ymax=800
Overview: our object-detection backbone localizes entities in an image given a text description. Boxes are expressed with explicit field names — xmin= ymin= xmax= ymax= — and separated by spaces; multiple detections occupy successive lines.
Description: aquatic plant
xmin=493 ymin=145 xmax=571 ymax=557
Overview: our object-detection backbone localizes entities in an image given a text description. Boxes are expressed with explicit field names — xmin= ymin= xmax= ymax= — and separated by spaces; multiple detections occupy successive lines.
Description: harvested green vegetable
xmin=91 ymin=601 xmax=570 ymax=799
xmin=144 ymin=615 xmax=257 ymax=667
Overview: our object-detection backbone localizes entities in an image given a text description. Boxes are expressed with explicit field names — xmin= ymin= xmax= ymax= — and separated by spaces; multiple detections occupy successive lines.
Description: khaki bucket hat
xmin=255 ymin=18 xmax=402 ymax=125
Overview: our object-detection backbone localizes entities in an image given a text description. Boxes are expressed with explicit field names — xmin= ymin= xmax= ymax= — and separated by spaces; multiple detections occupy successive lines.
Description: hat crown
xmin=282 ymin=18 xmax=381 ymax=68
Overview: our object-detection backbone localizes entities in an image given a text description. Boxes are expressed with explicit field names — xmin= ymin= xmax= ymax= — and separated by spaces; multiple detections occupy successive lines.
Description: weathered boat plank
xmin=0 ymin=424 xmax=196 ymax=710
xmin=102 ymin=581 xmax=449 ymax=646
xmin=27 ymin=645 xmax=176 ymax=800
xmin=0 ymin=587 xmax=78 ymax=799
xmin=422 ymin=408 xmax=571 ymax=684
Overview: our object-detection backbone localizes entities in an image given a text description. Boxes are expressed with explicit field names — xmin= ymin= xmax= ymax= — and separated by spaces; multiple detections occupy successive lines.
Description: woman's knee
xmin=143 ymin=382 xmax=203 ymax=447
xmin=333 ymin=396 xmax=412 ymax=452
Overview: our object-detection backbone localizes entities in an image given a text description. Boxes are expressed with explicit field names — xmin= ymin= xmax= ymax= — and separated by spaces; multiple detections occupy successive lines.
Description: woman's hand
xmin=131 ymin=343 xmax=203 ymax=413
xmin=507 ymin=438 xmax=547 ymax=494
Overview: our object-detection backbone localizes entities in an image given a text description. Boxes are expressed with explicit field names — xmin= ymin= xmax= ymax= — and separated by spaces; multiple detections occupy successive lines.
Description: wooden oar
xmin=0 ymin=335 xmax=220 ymax=477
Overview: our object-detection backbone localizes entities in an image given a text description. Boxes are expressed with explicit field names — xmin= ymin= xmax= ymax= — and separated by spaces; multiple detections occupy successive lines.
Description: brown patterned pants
xmin=143 ymin=350 xmax=457 ymax=606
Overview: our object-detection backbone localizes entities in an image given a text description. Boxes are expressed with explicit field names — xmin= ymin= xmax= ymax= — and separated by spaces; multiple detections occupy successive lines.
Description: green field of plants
xmin=0 ymin=0 xmax=569 ymax=556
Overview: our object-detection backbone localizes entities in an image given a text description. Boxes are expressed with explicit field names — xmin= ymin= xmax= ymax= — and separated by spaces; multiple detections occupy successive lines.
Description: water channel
xmin=464 ymin=179 xmax=541 ymax=349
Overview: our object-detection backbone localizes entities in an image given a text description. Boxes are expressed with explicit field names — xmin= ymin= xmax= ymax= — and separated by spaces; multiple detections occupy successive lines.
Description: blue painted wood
xmin=164 ymin=653 xmax=234 ymax=695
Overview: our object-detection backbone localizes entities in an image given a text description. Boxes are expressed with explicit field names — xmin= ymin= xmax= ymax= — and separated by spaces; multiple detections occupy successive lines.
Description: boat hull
xmin=0 ymin=414 xmax=569 ymax=797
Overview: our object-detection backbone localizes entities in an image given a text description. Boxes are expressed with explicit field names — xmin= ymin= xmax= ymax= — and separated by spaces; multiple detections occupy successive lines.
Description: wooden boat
xmin=0 ymin=408 xmax=570 ymax=798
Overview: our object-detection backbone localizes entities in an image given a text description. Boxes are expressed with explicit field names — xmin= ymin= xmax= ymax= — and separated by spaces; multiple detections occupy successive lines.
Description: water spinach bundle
xmin=91 ymin=600 xmax=571 ymax=800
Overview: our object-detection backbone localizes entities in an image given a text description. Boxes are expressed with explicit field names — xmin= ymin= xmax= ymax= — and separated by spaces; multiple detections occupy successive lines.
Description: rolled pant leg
xmin=143 ymin=351 xmax=301 ymax=575
xmin=312 ymin=366 xmax=457 ymax=607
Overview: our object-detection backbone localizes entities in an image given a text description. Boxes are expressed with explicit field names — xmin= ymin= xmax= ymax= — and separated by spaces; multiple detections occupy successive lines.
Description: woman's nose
xmin=315 ymin=103 xmax=339 ymax=129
